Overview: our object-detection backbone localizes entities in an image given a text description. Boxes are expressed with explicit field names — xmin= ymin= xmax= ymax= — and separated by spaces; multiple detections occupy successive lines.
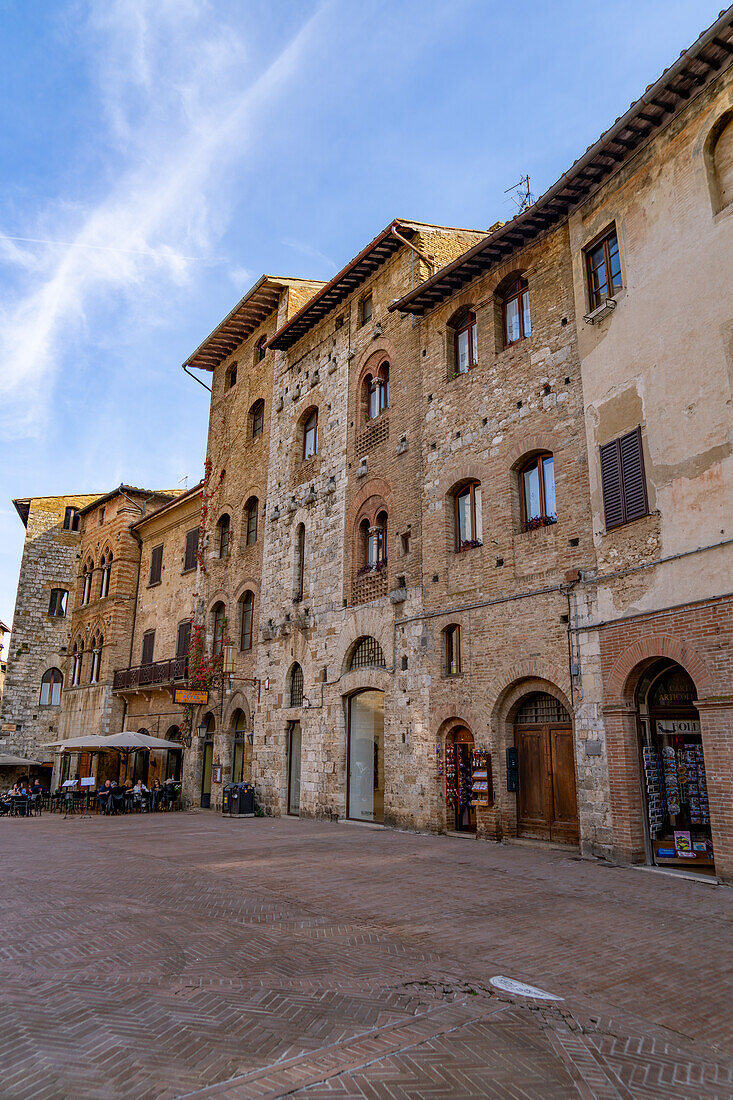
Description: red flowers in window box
xmin=521 ymin=515 xmax=557 ymax=533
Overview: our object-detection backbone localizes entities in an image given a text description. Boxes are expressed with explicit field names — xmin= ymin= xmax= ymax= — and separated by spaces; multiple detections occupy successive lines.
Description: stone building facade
xmin=113 ymin=484 xmax=203 ymax=787
xmin=56 ymin=486 xmax=177 ymax=780
xmin=0 ymin=494 xmax=100 ymax=774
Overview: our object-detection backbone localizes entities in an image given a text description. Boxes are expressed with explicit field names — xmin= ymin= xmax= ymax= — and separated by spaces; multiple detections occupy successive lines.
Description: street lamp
xmin=197 ymin=722 xmax=209 ymax=740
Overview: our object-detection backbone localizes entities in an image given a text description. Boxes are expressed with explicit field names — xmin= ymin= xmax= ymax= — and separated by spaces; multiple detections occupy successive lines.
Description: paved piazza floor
xmin=1 ymin=813 xmax=732 ymax=1099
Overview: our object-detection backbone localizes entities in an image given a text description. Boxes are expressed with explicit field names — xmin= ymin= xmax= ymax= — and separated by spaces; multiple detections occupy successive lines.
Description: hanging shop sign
xmin=174 ymin=688 xmax=209 ymax=706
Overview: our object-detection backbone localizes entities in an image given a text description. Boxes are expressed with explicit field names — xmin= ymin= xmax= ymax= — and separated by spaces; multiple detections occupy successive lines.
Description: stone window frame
xmin=238 ymin=590 xmax=255 ymax=652
xmin=244 ymin=497 xmax=259 ymax=547
xmin=63 ymin=507 xmax=80 ymax=532
xmin=443 ymin=624 xmax=462 ymax=676
xmin=359 ymin=292 xmax=373 ymax=327
xmin=224 ymin=361 xmax=238 ymax=391
xmin=71 ymin=640 xmax=84 ymax=687
xmin=81 ymin=558 xmax=94 ymax=606
xmin=39 ymin=667 xmax=63 ymax=707
xmin=255 ymin=335 xmax=267 ymax=364
xmin=249 ymin=398 xmax=265 ymax=440
xmin=452 ymin=479 xmax=483 ymax=552
xmin=353 ymin=501 xmax=388 ymax=577
xmin=288 ymin=662 xmax=304 ymax=707
xmin=89 ymin=633 xmax=104 ymax=684
xmin=48 ymin=588 xmax=68 ymax=618
xmin=216 ymin=513 xmax=232 ymax=559
xmin=360 ymin=359 xmax=390 ymax=425
xmin=211 ymin=601 xmax=227 ymax=656
xmin=500 ymin=275 xmax=531 ymax=347
xmin=301 ymin=407 xmax=319 ymax=462
xmin=293 ymin=523 xmax=306 ymax=602
xmin=99 ymin=549 xmax=114 ymax=597
xmin=703 ymin=107 xmax=733 ymax=216
xmin=517 ymin=452 xmax=557 ymax=532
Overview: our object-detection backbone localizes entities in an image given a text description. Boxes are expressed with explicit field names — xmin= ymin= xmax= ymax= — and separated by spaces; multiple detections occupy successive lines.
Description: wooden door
xmin=516 ymin=726 xmax=549 ymax=839
xmin=200 ymin=741 xmax=213 ymax=808
xmin=515 ymin=724 xmax=578 ymax=844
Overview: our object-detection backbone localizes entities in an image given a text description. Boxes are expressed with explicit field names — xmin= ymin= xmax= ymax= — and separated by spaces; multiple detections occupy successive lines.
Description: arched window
xmin=71 ymin=642 xmax=84 ymax=686
xmin=444 ymin=625 xmax=461 ymax=676
xmin=349 ymin=636 xmax=386 ymax=670
xmin=49 ymin=588 xmax=68 ymax=617
xmin=99 ymin=552 xmax=112 ymax=598
xmin=289 ymin=663 xmax=304 ymax=707
xmin=501 ymin=276 xmax=531 ymax=345
xmin=39 ymin=667 xmax=63 ymax=707
xmin=231 ymin=709 xmax=247 ymax=782
xmin=303 ymin=409 xmax=318 ymax=460
xmin=225 ymin=362 xmax=238 ymax=390
xmin=212 ymin=602 xmax=226 ymax=656
xmin=90 ymin=635 xmax=103 ymax=684
xmin=239 ymin=591 xmax=254 ymax=651
xmin=245 ymin=497 xmax=258 ymax=546
xmin=454 ymin=481 xmax=482 ymax=550
xmin=363 ymin=361 xmax=389 ymax=421
xmin=453 ymin=309 xmax=478 ymax=374
xmin=519 ymin=453 xmax=556 ymax=530
xmin=250 ymin=399 xmax=265 ymax=439
xmin=217 ymin=514 xmax=231 ymax=558
xmin=292 ymin=523 xmax=306 ymax=602
xmin=255 ymin=335 xmax=267 ymax=363
xmin=81 ymin=560 xmax=93 ymax=605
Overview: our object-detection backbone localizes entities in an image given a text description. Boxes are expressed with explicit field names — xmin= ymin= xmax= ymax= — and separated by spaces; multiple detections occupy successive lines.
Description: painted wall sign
xmin=1 ymin=723 xmax=17 ymax=732
xmin=174 ymin=689 xmax=209 ymax=705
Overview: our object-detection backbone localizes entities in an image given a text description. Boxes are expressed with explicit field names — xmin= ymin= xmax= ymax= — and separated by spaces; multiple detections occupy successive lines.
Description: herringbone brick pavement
xmin=0 ymin=814 xmax=730 ymax=1099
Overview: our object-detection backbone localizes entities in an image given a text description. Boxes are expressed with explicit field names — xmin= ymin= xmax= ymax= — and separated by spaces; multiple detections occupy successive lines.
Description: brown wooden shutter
xmin=600 ymin=427 xmax=648 ymax=529
xmin=619 ymin=427 xmax=648 ymax=522
xmin=149 ymin=544 xmax=163 ymax=585
xmin=184 ymin=528 xmax=199 ymax=571
xmin=600 ymin=439 xmax=624 ymax=529
xmin=176 ymin=621 xmax=191 ymax=657
xmin=141 ymin=631 xmax=155 ymax=665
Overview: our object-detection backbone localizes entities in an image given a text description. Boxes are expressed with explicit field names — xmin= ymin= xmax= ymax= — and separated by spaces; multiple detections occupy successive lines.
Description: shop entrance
xmin=514 ymin=692 xmax=578 ymax=844
xmin=287 ymin=722 xmax=302 ymax=816
xmin=637 ymin=661 xmax=714 ymax=874
xmin=347 ymin=690 xmax=385 ymax=823
xmin=445 ymin=727 xmax=476 ymax=833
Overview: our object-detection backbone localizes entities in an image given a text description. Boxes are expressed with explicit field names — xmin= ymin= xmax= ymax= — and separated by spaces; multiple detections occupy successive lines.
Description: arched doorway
xmin=637 ymin=661 xmax=714 ymax=874
xmin=514 ymin=692 xmax=578 ymax=844
xmin=200 ymin=713 xmax=215 ymax=808
xmin=445 ymin=726 xmax=476 ymax=834
xmin=347 ymin=689 xmax=384 ymax=823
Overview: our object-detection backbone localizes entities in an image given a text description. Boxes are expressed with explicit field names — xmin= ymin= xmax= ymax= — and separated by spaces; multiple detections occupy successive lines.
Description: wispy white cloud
xmin=0 ymin=0 xmax=328 ymax=438
xmin=281 ymin=237 xmax=338 ymax=272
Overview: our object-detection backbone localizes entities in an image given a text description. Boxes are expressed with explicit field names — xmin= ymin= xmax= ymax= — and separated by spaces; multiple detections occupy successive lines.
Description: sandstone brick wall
xmin=0 ymin=494 xmax=100 ymax=766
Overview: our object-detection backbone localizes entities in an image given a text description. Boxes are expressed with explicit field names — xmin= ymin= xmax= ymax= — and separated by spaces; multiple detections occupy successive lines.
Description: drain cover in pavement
xmin=490 ymin=975 xmax=564 ymax=1000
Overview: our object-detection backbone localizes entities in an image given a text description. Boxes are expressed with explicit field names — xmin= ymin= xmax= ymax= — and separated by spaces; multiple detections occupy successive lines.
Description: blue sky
xmin=0 ymin=0 xmax=724 ymax=628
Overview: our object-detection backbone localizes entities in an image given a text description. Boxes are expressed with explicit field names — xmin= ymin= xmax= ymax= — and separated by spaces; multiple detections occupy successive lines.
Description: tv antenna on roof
xmin=178 ymin=475 xmax=189 ymax=491
xmin=505 ymin=174 xmax=532 ymax=214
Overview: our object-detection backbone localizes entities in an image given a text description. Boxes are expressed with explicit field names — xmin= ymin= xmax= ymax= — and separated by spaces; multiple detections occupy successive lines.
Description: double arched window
xmin=81 ymin=560 xmax=94 ymax=605
xmin=454 ymin=481 xmax=482 ymax=550
xmin=245 ymin=497 xmax=258 ymax=546
xmin=239 ymin=591 xmax=254 ymax=651
xmin=302 ymin=408 xmax=318 ymax=460
xmin=99 ymin=551 xmax=112 ymax=598
xmin=212 ymin=602 xmax=226 ymax=656
xmin=217 ymin=514 xmax=231 ymax=558
xmin=359 ymin=510 xmax=387 ymax=571
xmin=289 ymin=663 xmax=304 ymax=707
xmin=39 ymin=667 xmax=63 ymax=707
xmin=90 ymin=634 xmax=103 ymax=684
xmin=519 ymin=453 xmax=556 ymax=530
xmin=363 ymin=361 xmax=389 ymax=421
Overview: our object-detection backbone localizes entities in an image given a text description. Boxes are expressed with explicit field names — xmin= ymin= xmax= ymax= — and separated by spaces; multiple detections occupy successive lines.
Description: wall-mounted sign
xmin=656 ymin=720 xmax=700 ymax=736
xmin=174 ymin=688 xmax=209 ymax=706
xmin=1 ymin=723 xmax=17 ymax=732
xmin=212 ymin=765 xmax=223 ymax=784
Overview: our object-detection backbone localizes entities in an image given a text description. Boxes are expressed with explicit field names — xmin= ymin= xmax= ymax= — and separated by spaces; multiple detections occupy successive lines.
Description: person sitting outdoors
xmin=96 ymin=779 xmax=112 ymax=812
xmin=132 ymin=778 xmax=149 ymax=810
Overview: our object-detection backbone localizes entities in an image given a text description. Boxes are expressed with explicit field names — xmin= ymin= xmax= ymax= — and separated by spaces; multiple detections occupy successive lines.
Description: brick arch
xmin=489 ymin=659 xmax=572 ymax=727
xmin=353 ymin=339 xmax=399 ymax=381
xmin=349 ymin=477 xmax=392 ymax=525
xmin=333 ymin=608 xmax=392 ymax=674
xmin=98 ymin=542 xmax=114 ymax=562
xmin=223 ymin=691 xmax=252 ymax=729
xmin=435 ymin=461 xmax=490 ymax=502
xmin=436 ymin=714 xmax=476 ymax=742
xmin=232 ymin=576 xmax=260 ymax=604
xmin=505 ymin=432 xmax=558 ymax=470
xmin=605 ymin=633 xmax=714 ymax=705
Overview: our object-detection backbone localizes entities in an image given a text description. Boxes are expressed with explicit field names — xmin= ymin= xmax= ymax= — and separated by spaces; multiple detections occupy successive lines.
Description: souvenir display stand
xmin=642 ymin=719 xmax=714 ymax=871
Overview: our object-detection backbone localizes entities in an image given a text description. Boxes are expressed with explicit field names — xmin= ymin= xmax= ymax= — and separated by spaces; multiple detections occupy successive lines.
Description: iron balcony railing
xmin=113 ymin=656 xmax=188 ymax=691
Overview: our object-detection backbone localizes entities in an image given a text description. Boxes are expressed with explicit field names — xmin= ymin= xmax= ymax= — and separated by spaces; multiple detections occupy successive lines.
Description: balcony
xmin=113 ymin=656 xmax=188 ymax=692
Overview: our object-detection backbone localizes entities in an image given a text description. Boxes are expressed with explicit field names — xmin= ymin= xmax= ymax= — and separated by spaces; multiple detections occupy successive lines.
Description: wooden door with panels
xmin=514 ymin=693 xmax=578 ymax=844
